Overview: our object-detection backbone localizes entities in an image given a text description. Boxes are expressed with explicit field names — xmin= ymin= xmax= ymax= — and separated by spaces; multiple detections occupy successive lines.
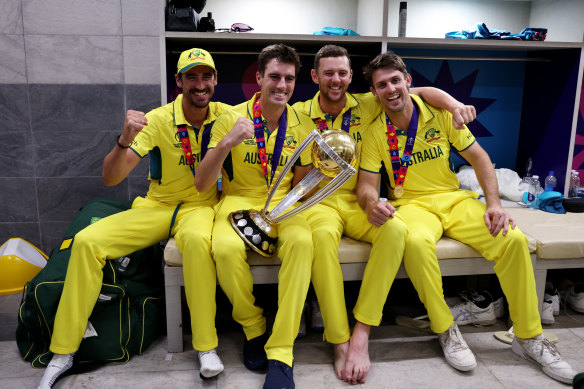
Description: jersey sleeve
xmin=208 ymin=110 xmax=234 ymax=149
xmin=358 ymin=117 xmax=384 ymax=174
xmin=443 ymin=111 xmax=476 ymax=152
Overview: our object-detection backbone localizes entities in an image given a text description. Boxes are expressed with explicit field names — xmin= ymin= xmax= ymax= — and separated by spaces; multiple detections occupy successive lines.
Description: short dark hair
xmin=257 ymin=44 xmax=301 ymax=77
xmin=363 ymin=51 xmax=407 ymax=87
xmin=313 ymin=45 xmax=351 ymax=71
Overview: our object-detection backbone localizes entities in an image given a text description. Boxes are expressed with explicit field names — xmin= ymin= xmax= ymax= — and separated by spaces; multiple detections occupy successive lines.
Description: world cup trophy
xmin=229 ymin=129 xmax=358 ymax=257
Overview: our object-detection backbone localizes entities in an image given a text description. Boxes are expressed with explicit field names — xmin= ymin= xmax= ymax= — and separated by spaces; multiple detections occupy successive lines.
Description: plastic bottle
xmin=526 ymin=176 xmax=538 ymax=210
xmin=570 ymin=171 xmax=580 ymax=198
xmin=544 ymin=170 xmax=557 ymax=192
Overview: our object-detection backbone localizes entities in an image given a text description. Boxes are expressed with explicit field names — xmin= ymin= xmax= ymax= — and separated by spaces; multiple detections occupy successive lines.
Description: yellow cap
xmin=177 ymin=48 xmax=216 ymax=74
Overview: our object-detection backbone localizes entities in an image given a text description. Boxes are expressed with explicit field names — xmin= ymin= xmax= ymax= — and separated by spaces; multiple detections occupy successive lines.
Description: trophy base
xmin=229 ymin=210 xmax=278 ymax=257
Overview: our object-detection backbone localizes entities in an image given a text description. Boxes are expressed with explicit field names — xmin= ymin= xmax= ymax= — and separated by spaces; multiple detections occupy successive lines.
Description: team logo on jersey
xmin=350 ymin=113 xmax=362 ymax=126
xmin=173 ymin=132 xmax=182 ymax=148
xmin=424 ymin=128 xmax=441 ymax=142
xmin=283 ymin=135 xmax=297 ymax=149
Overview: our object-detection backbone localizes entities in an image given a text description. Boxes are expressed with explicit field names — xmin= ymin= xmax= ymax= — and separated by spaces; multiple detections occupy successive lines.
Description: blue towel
xmin=313 ymin=27 xmax=359 ymax=36
xmin=538 ymin=191 xmax=566 ymax=214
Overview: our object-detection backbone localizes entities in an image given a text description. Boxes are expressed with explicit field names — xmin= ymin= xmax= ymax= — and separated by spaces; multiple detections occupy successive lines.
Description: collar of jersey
xmin=308 ymin=91 xmax=358 ymax=120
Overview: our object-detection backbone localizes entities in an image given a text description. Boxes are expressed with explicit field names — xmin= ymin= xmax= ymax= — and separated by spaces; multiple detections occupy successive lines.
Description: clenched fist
xmin=223 ymin=117 xmax=254 ymax=148
xmin=120 ymin=110 xmax=148 ymax=146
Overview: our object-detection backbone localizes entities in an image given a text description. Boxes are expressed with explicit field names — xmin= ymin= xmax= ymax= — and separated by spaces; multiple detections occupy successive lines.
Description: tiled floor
xmin=2 ymin=291 xmax=584 ymax=389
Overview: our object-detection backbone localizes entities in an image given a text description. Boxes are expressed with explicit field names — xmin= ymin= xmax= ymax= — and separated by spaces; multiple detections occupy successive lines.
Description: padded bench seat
xmin=163 ymin=230 xmax=536 ymax=352
xmin=506 ymin=208 xmax=584 ymax=307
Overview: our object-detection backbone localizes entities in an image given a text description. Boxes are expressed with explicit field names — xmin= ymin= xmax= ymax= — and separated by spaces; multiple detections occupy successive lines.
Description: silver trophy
xmin=230 ymin=129 xmax=358 ymax=257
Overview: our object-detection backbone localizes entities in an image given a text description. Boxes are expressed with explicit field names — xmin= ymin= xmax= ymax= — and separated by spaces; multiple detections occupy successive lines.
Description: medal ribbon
xmin=315 ymin=109 xmax=352 ymax=133
xmin=385 ymin=104 xmax=419 ymax=187
xmin=177 ymin=122 xmax=213 ymax=177
xmin=252 ymin=98 xmax=288 ymax=191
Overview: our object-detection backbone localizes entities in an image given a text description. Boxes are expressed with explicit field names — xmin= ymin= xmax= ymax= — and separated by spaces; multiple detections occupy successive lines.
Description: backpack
xmin=16 ymin=197 xmax=165 ymax=368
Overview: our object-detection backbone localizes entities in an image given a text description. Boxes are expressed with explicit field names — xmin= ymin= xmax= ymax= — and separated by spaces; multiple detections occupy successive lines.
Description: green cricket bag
xmin=16 ymin=197 xmax=165 ymax=368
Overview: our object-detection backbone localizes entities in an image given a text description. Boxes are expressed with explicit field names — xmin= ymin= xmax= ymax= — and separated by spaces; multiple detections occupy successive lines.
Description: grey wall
xmin=0 ymin=0 xmax=163 ymax=253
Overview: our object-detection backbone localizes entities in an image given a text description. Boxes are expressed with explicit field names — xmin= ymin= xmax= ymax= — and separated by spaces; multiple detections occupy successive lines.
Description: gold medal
xmin=393 ymin=185 xmax=404 ymax=198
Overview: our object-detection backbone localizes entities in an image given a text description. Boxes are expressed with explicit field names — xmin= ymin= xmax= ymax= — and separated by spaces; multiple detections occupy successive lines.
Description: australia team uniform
xmin=50 ymin=96 xmax=232 ymax=355
xmin=359 ymin=94 xmax=541 ymax=339
xmin=209 ymin=92 xmax=314 ymax=366
xmin=294 ymin=92 xmax=407 ymax=338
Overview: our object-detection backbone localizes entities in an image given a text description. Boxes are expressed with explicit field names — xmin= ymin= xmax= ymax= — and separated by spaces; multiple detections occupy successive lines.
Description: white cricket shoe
xmin=567 ymin=285 xmax=584 ymax=313
xmin=438 ymin=323 xmax=477 ymax=371
xmin=512 ymin=334 xmax=576 ymax=384
xmin=541 ymin=299 xmax=555 ymax=325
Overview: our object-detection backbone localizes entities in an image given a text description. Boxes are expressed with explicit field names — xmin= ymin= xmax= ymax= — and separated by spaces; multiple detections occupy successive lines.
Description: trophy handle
xmin=263 ymin=130 xmax=321 ymax=214
xmin=271 ymin=166 xmax=355 ymax=223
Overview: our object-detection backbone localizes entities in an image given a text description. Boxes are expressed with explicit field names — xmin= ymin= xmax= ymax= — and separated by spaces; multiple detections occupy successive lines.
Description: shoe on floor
xmin=263 ymin=360 xmax=294 ymax=389
xmin=37 ymin=353 xmax=75 ymax=389
xmin=438 ymin=323 xmax=477 ymax=371
xmin=567 ymin=284 xmax=584 ymax=313
xmin=541 ymin=299 xmax=555 ymax=325
xmin=450 ymin=290 xmax=497 ymax=326
xmin=493 ymin=296 xmax=506 ymax=319
xmin=544 ymin=288 xmax=560 ymax=316
xmin=243 ymin=332 xmax=269 ymax=371
xmin=198 ymin=349 xmax=224 ymax=379
xmin=512 ymin=334 xmax=576 ymax=384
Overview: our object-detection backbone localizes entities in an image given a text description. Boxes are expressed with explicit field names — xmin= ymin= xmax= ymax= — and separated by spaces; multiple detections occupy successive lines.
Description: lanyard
xmin=315 ymin=109 xmax=352 ymax=133
xmin=385 ymin=104 xmax=419 ymax=198
xmin=252 ymin=98 xmax=287 ymax=191
xmin=177 ymin=122 xmax=213 ymax=177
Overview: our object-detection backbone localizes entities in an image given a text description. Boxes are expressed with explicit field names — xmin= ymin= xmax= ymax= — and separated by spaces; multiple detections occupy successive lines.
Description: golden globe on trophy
xmin=229 ymin=129 xmax=358 ymax=257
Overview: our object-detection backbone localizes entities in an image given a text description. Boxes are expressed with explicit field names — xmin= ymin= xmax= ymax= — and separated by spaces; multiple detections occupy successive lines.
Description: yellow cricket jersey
xmin=292 ymin=92 xmax=381 ymax=194
xmin=360 ymin=94 xmax=476 ymax=202
xmin=129 ymin=94 xmax=232 ymax=205
xmin=209 ymin=93 xmax=314 ymax=202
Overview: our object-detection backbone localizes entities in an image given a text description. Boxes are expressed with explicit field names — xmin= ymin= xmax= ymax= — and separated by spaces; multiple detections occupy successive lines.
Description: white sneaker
xmin=37 ymin=353 xmax=74 ymax=389
xmin=198 ymin=349 xmax=224 ymax=379
xmin=512 ymin=334 xmax=576 ymax=384
xmin=567 ymin=285 xmax=584 ymax=313
xmin=493 ymin=296 xmax=506 ymax=319
xmin=541 ymin=299 xmax=555 ymax=325
xmin=310 ymin=299 xmax=324 ymax=331
xmin=544 ymin=290 xmax=560 ymax=316
xmin=438 ymin=323 xmax=477 ymax=371
xmin=450 ymin=300 xmax=497 ymax=326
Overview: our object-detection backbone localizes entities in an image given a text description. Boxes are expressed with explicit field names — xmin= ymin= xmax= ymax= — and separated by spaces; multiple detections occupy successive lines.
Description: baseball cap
xmin=177 ymin=48 xmax=216 ymax=74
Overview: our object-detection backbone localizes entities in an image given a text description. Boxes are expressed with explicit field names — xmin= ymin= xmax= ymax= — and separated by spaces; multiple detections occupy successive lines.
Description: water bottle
xmin=544 ymin=170 xmax=557 ymax=192
xmin=526 ymin=176 xmax=538 ymax=210
xmin=570 ymin=171 xmax=580 ymax=198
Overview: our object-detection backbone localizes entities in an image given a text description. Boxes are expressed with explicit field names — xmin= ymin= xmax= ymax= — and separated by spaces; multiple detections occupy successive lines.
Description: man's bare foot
xmin=333 ymin=341 xmax=349 ymax=381
xmin=343 ymin=322 xmax=371 ymax=385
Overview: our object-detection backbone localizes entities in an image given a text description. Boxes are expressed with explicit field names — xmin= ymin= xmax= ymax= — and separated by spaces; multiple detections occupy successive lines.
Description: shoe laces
xmin=445 ymin=325 xmax=467 ymax=352
xmin=526 ymin=337 xmax=563 ymax=363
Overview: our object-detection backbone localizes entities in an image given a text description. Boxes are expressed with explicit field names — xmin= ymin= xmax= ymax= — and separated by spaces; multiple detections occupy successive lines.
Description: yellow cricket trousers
xmin=305 ymin=192 xmax=408 ymax=336
xmin=212 ymin=195 xmax=313 ymax=367
xmin=396 ymin=190 xmax=542 ymax=338
xmin=50 ymin=196 xmax=219 ymax=354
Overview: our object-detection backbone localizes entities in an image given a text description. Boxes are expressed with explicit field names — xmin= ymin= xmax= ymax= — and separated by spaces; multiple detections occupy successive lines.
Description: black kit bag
xmin=165 ymin=0 xmax=207 ymax=31
xmin=16 ymin=198 xmax=165 ymax=368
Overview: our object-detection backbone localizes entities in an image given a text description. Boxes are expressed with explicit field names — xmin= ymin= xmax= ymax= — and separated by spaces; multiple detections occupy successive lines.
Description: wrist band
xmin=116 ymin=135 xmax=129 ymax=149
